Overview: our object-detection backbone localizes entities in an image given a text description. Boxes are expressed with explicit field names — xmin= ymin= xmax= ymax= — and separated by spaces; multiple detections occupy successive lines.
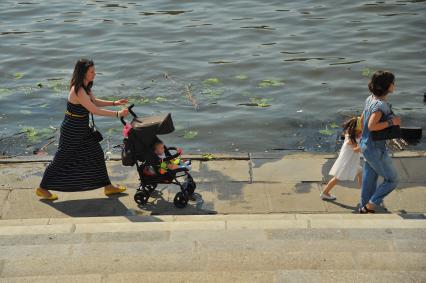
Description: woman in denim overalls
xmin=359 ymin=71 xmax=400 ymax=213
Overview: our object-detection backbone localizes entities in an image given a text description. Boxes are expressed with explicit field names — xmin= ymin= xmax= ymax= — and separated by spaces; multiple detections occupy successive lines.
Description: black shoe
xmin=359 ymin=204 xmax=375 ymax=214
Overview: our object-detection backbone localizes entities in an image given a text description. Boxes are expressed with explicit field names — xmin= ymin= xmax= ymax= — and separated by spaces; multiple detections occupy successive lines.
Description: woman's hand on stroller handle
xmin=118 ymin=108 xmax=129 ymax=117
xmin=119 ymin=104 xmax=135 ymax=125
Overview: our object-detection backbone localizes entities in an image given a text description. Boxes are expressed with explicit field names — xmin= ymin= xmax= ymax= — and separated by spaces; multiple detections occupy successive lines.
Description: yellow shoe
xmin=35 ymin=188 xmax=58 ymax=201
xmin=104 ymin=185 xmax=127 ymax=196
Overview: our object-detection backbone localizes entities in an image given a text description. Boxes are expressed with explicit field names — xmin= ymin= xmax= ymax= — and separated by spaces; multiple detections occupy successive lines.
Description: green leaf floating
xmin=13 ymin=72 xmax=24 ymax=79
xmin=361 ymin=68 xmax=371 ymax=77
xmin=183 ymin=130 xmax=198 ymax=139
xmin=203 ymin=78 xmax=220 ymax=85
xmin=258 ymin=79 xmax=285 ymax=88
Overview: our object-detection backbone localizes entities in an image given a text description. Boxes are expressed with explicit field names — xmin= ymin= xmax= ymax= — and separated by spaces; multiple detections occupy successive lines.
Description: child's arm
xmin=347 ymin=139 xmax=361 ymax=153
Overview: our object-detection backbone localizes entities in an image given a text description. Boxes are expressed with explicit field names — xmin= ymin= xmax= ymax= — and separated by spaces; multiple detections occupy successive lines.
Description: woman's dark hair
xmin=368 ymin=70 xmax=395 ymax=97
xmin=343 ymin=117 xmax=358 ymax=145
xmin=70 ymin=58 xmax=94 ymax=95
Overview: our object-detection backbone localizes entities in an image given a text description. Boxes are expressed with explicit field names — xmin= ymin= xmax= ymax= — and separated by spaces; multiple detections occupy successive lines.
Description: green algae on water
xmin=330 ymin=122 xmax=339 ymax=129
xmin=21 ymin=126 xmax=56 ymax=143
xmin=234 ymin=74 xmax=248 ymax=80
xmin=319 ymin=126 xmax=334 ymax=136
xmin=183 ymin=130 xmax=198 ymax=139
xmin=203 ymin=78 xmax=221 ymax=85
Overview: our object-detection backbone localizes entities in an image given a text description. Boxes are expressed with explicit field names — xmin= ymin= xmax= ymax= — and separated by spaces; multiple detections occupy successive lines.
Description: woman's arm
xmin=368 ymin=111 xmax=400 ymax=131
xmin=90 ymin=93 xmax=128 ymax=107
xmin=93 ymin=96 xmax=114 ymax=107
xmin=77 ymin=89 xmax=121 ymax=117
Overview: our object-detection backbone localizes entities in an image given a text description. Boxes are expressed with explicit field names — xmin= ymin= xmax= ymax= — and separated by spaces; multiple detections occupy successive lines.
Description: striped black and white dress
xmin=40 ymin=101 xmax=111 ymax=191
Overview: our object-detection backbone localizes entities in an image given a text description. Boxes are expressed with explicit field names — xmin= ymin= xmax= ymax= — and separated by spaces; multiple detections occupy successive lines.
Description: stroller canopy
xmin=130 ymin=113 xmax=174 ymax=147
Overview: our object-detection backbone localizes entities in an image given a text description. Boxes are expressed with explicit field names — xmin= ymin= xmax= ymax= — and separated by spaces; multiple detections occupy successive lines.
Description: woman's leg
xmin=369 ymin=151 xmax=399 ymax=206
xmin=360 ymin=159 xmax=378 ymax=208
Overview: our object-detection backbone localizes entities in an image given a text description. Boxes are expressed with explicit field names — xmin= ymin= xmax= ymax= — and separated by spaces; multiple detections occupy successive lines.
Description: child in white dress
xmin=320 ymin=117 xmax=363 ymax=200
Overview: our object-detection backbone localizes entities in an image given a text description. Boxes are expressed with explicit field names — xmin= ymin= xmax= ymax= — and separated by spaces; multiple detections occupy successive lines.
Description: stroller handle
xmin=120 ymin=104 xmax=136 ymax=126
xmin=128 ymin=104 xmax=137 ymax=118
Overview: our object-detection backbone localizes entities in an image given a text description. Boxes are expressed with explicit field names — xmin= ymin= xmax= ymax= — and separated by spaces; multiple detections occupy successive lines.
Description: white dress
xmin=329 ymin=136 xmax=362 ymax=181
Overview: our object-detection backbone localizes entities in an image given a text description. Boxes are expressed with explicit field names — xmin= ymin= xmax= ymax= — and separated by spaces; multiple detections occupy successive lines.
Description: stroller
xmin=120 ymin=104 xmax=197 ymax=208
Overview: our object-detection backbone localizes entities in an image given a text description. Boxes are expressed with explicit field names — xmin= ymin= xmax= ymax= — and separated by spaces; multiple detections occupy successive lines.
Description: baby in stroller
xmin=152 ymin=141 xmax=192 ymax=174
xmin=120 ymin=104 xmax=197 ymax=208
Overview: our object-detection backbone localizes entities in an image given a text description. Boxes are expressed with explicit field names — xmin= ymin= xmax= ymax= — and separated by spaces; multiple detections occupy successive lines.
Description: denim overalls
xmin=360 ymin=95 xmax=399 ymax=207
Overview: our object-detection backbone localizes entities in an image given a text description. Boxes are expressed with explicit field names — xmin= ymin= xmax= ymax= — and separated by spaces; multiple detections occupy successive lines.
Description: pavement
xmin=0 ymin=150 xmax=425 ymax=219
xmin=0 ymin=151 xmax=425 ymax=282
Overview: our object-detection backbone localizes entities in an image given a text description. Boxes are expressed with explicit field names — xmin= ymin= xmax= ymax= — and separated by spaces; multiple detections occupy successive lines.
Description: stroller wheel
xmin=173 ymin=192 xmax=188 ymax=208
xmin=134 ymin=190 xmax=150 ymax=205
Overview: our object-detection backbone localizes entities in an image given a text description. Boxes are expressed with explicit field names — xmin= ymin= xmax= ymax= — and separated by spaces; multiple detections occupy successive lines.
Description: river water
xmin=0 ymin=0 xmax=425 ymax=156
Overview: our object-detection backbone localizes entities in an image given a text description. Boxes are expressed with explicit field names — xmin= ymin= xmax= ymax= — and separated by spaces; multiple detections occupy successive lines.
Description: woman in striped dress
xmin=36 ymin=59 xmax=129 ymax=200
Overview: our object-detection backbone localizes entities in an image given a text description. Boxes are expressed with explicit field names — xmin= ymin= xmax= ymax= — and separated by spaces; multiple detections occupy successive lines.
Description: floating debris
xmin=184 ymin=83 xmax=199 ymax=110
xmin=329 ymin=59 xmax=365 ymax=66
xmin=208 ymin=61 xmax=232 ymax=64
xmin=258 ymin=79 xmax=285 ymax=88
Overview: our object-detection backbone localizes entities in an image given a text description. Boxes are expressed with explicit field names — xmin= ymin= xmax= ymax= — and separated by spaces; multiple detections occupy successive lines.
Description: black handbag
xmin=370 ymin=102 xmax=402 ymax=141
xmin=89 ymin=113 xmax=104 ymax=143
xmin=371 ymin=125 xmax=401 ymax=141
xmin=121 ymin=138 xmax=135 ymax=166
